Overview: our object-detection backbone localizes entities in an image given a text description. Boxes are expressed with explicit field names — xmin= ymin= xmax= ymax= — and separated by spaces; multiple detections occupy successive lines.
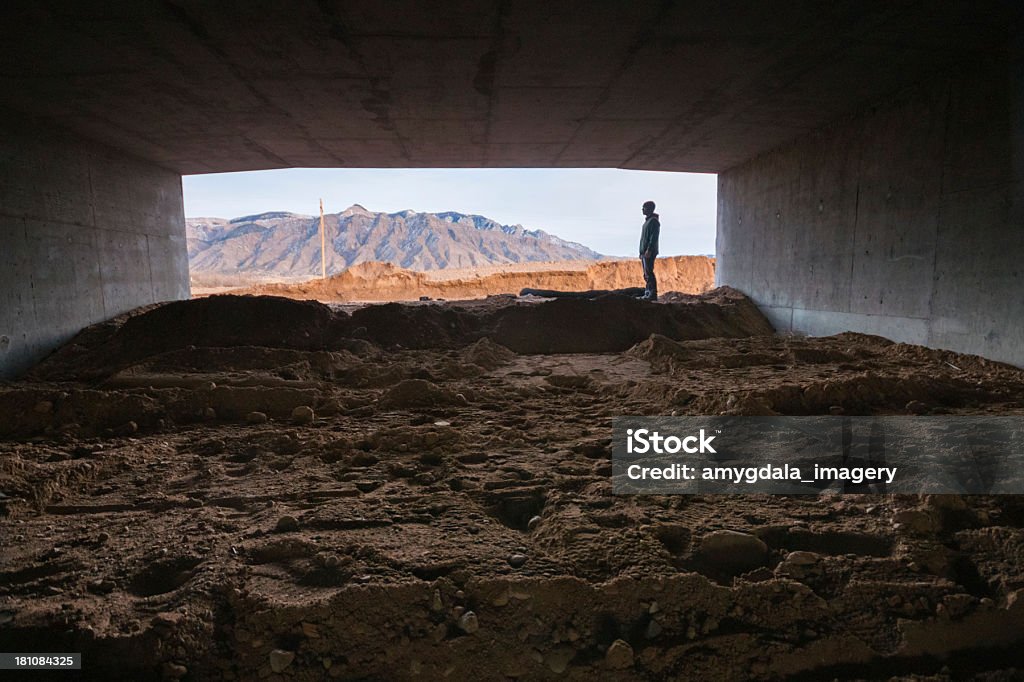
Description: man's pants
xmin=640 ymin=253 xmax=657 ymax=298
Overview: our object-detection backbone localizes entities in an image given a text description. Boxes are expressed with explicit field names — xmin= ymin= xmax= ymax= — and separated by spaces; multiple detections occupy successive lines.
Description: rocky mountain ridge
xmin=187 ymin=205 xmax=603 ymax=278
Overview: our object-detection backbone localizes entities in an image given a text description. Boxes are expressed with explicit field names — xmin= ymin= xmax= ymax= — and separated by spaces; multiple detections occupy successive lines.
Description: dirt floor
xmin=2 ymin=289 xmax=1024 ymax=680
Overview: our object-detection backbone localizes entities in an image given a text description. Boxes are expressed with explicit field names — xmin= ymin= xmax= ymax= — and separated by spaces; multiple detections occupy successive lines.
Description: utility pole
xmin=319 ymin=198 xmax=326 ymax=280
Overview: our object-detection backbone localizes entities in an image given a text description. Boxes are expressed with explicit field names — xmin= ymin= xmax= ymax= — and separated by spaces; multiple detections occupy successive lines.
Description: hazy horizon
xmin=183 ymin=168 xmax=717 ymax=258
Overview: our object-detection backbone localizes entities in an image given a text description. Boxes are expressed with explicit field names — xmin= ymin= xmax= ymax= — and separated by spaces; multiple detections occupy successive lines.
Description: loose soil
xmin=2 ymin=290 xmax=1023 ymax=681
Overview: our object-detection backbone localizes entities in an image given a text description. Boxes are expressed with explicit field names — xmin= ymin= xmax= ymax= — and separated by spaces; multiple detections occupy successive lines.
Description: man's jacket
xmin=639 ymin=214 xmax=660 ymax=256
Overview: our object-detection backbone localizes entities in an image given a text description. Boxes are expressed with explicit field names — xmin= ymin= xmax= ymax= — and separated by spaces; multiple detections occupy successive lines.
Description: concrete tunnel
xmin=1 ymin=1 xmax=1022 ymax=378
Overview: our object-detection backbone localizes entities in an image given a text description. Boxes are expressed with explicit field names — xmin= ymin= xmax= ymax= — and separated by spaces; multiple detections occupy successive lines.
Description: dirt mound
xmin=490 ymin=289 xmax=771 ymax=353
xmin=232 ymin=256 xmax=716 ymax=302
xmin=27 ymin=295 xmax=341 ymax=382
xmin=26 ymin=288 xmax=772 ymax=382
xmin=461 ymin=338 xmax=516 ymax=370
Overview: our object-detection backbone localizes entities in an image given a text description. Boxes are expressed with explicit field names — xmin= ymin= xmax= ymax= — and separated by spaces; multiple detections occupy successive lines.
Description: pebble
xmin=111 ymin=421 xmax=138 ymax=437
xmin=152 ymin=612 xmax=184 ymax=628
xmin=457 ymin=610 xmax=479 ymax=634
xmin=645 ymin=620 xmax=663 ymax=639
xmin=605 ymin=639 xmax=634 ymax=669
xmin=291 ymin=405 xmax=315 ymax=424
xmin=545 ymin=646 xmax=574 ymax=673
xmin=161 ymin=662 xmax=187 ymax=679
xmin=527 ymin=515 xmax=542 ymax=531
xmin=275 ymin=515 xmax=300 ymax=532
xmin=87 ymin=579 xmax=115 ymax=594
xmin=245 ymin=411 xmax=268 ymax=424
xmin=784 ymin=551 xmax=820 ymax=566
xmin=508 ymin=553 xmax=528 ymax=568
xmin=269 ymin=649 xmax=295 ymax=673
xmin=202 ymin=407 xmax=217 ymax=420
xmin=905 ymin=400 xmax=929 ymax=414
xmin=695 ymin=530 xmax=768 ymax=574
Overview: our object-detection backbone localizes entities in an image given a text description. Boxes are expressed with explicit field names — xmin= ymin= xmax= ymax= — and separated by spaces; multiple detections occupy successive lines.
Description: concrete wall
xmin=0 ymin=112 xmax=189 ymax=379
xmin=717 ymin=56 xmax=1024 ymax=366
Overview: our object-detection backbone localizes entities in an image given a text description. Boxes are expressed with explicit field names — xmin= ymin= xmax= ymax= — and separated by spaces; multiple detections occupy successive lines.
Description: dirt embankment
xmin=224 ymin=256 xmax=715 ymax=302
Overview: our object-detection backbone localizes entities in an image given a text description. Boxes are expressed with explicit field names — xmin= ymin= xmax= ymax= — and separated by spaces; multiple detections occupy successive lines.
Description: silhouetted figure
xmin=638 ymin=200 xmax=660 ymax=301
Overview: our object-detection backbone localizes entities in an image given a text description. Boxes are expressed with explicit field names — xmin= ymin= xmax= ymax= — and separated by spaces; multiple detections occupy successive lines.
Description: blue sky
xmin=183 ymin=168 xmax=717 ymax=258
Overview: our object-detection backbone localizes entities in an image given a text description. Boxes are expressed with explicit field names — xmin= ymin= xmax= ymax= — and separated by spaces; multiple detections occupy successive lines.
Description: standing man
xmin=638 ymin=200 xmax=660 ymax=301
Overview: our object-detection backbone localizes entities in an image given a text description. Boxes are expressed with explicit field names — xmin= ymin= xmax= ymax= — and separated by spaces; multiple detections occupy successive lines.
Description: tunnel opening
xmin=181 ymin=166 xmax=718 ymax=303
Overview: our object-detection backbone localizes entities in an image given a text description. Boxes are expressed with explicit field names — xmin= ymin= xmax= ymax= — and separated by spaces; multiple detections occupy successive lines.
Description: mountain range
xmin=186 ymin=205 xmax=603 ymax=279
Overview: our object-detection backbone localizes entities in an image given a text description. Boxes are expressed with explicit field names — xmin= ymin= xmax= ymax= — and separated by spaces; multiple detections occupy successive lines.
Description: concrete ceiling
xmin=0 ymin=1 xmax=1016 ymax=174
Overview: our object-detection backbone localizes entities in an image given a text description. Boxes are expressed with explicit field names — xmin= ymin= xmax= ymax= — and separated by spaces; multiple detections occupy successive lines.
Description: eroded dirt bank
xmin=226 ymin=256 xmax=716 ymax=302
xmin=2 ymin=291 xmax=1024 ymax=680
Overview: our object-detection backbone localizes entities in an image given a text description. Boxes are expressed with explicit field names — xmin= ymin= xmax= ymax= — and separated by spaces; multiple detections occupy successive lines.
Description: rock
xmin=905 ymin=400 xmax=929 ymax=414
xmin=695 ymin=530 xmax=768 ymax=575
xmin=152 ymin=612 xmax=184 ymax=628
xmin=1006 ymin=588 xmax=1024 ymax=611
xmin=645 ymin=620 xmax=663 ymax=639
xmin=457 ymin=610 xmax=479 ymax=634
xmin=784 ymin=550 xmax=820 ymax=566
xmin=605 ymin=639 xmax=634 ymax=669
xmin=161 ymin=662 xmax=187 ymax=679
xmin=545 ymin=646 xmax=574 ymax=673
xmin=87 ymin=579 xmax=115 ymax=594
xmin=776 ymin=550 xmax=822 ymax=579
xmin=291 ymin=405 xmax=315 ymax=424
xmin=245 ymin=411 xmax=268 ymax=424
xmin=527 ymin=515 xmax=542 ymax=531
xmin=275 ymin=515 xmax=300 ymax=532
xmin=828 ymin=405 xmax=845 ymax=415
xmin=508 ymin=553 xmax=528 ymax=568
xmin=110 ymin=421 xmax=138 ymax=437
xmin=269 ymin=649 xmax=295 ymax=673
